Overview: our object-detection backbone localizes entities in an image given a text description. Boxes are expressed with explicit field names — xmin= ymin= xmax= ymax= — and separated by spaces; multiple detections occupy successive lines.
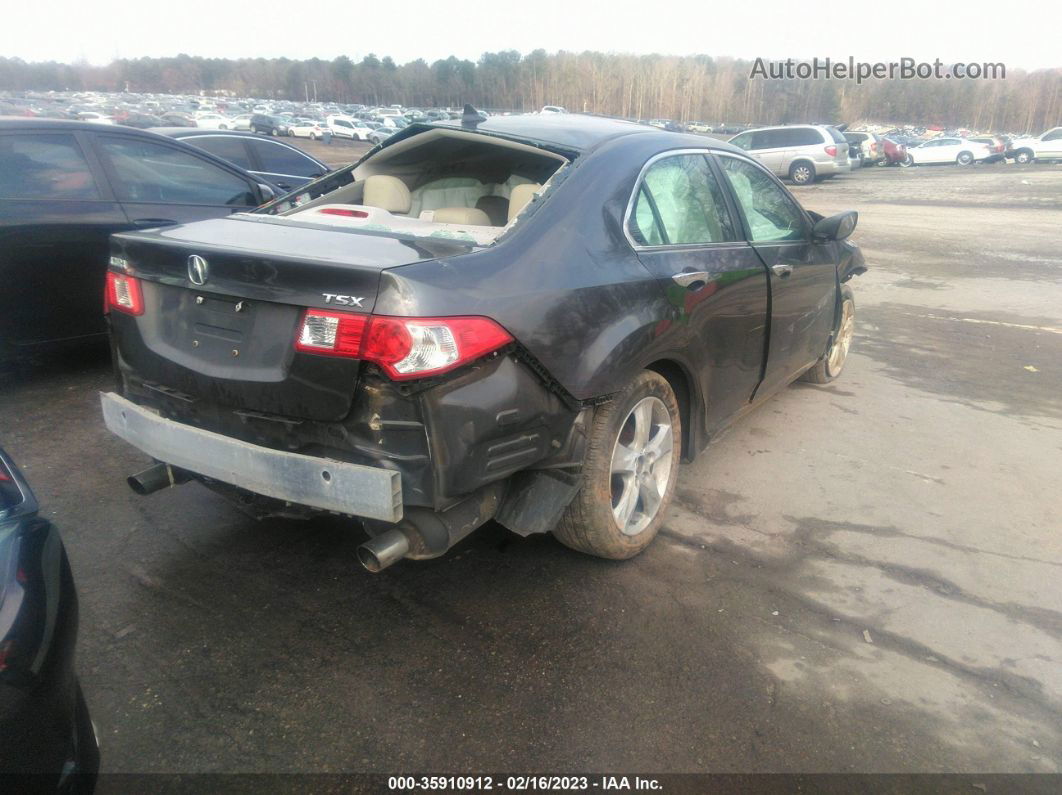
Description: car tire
xmin=271 ymin=127 xmax=279 ymax=136
xmin=899 ymin=154 xmax=915 ymax=168
xmin=287 ymin=129 xmax=294 ymax=136
xmin=309 ymin=132 xmax=317 ymax=141
xmin=875 ymin=158 xmax=889 ymax=167
xmin=553 ymin=370 xmax=681 ymax=560
xmin=789 ymin=161 xmax=816 ymax=185
xmin=1015 ymin=149 xmax=1034 ymax=164
xmin=956 ymin=151 xmax=974 ymax=166
xmin=801 ymin=285 xmax=855 ymax=384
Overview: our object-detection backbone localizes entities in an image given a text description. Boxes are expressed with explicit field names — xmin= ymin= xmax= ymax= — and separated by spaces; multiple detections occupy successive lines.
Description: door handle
xmin=672 ymin=271 xmax=711 ymax=289
xmin=132 ymin=218 xmax=176 ymax=227
xmin=771 ymin=263 xmax=793 ymax=278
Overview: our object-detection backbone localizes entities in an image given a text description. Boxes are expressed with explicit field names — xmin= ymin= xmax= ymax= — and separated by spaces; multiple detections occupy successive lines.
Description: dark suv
xmin=250 ymin=114 xmax=289 ymax=136
xmin=100 ymin=115 xmax=865 ymax=571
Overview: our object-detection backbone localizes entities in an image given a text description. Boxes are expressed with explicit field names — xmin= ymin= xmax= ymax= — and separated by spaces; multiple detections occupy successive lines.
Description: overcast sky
xmin=7 ymin=0 xmax=1058 ymax=71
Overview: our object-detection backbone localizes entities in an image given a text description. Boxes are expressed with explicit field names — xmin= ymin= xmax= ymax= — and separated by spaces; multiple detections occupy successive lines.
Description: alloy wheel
xmin=609 ymin=396 xmax=674 ymax=536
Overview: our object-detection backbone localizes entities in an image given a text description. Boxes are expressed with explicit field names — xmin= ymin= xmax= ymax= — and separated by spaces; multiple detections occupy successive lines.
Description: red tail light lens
xmin=105 ymin=271 xmax=145 ymax=315
xmin=825 ymin=145 xmax=838 ymax=157
xmin=319 ymin=208 xmax=369 ymax=218
xmin=295 ymin=311 xmax=513 ymax=379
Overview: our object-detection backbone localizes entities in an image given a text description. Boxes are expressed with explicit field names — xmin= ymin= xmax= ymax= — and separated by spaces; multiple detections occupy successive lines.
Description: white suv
xmin=727 ymin=125 xmax=851 ymax=185
xmin=1008 ymin=127 xmax=1062 ymax=163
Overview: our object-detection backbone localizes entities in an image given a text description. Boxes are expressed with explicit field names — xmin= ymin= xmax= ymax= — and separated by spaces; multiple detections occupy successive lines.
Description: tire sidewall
xmin=576 ymin=372 xmax=682 ymax=558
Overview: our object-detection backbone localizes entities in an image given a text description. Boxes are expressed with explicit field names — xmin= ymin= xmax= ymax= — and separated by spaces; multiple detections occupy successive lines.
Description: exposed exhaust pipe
xmin=127 ymin=463 xmax=189 ymax=496
xmin=357 ymin=527 xmax=411 ymax=573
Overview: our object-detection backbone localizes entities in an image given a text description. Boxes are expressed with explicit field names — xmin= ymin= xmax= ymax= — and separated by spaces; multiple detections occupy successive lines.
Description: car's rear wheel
xmin=899 ymin=154 xmax=914 ymax=168
xmin=801 ymin=285 xmax=855 ymax=384
xmin=309 ymin=132 xmax=317 ymax=140
xmin=271 ymin=127 xmax=279 ymax=136
xmin=554 ymin=371 xmax=681 ymax=559
xmin=956 ymin=151 xmax=974 ymax=166
xmin=875 ymin=157 xmax=889 ymax=167
xmin=789 ymin=161 xmax=816 ymax=185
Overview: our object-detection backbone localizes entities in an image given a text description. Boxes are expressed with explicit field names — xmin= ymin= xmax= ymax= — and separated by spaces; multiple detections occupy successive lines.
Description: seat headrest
xmin=507 ymin=183 xmax=541 ymax=222
xmin=428 ymin=207 xmax=492 ymax=226
xmin=364 ymin=175 xmax=411 ymax=214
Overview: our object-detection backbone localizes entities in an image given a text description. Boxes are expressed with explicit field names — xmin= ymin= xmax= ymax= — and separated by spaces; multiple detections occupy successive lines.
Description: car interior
xmin=274 ymin=128 xmax=570 ymax=243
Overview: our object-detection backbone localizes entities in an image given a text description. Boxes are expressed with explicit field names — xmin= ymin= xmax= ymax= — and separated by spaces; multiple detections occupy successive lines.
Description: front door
xmin=715 ymin=153 xmax=838 ymax=396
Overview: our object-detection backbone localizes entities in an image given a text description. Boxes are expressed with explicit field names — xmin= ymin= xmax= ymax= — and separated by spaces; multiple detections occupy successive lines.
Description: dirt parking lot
xmin=1 ymin=157 xmax=1060 ymax=775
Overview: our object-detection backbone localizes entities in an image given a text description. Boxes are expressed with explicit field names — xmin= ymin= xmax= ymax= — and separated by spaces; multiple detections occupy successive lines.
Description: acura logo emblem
xmin=187 ymin=255 xmax=209 ymax=286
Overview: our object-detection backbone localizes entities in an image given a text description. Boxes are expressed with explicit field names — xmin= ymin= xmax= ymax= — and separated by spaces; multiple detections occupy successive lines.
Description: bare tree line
xmin=2 ymin=51 xmax=1059 ymax=132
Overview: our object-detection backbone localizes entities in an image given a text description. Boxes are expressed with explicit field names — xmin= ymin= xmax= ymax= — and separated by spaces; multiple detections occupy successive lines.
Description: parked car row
xmin=727 ymin=124 xmax=852 ymax=184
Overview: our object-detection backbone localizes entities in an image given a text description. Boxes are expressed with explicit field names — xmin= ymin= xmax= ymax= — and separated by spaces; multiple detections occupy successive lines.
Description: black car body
xmin=249 ymin=114 xmax=288 ymax=136
xmin=0 ymin=119 xmax=275 ymax=358
xmin=0 ymin=449 xmax=98 ymax=790
xmin=101 ymin=114 xmax=865 ymax=570
xmin=153 ymin=129 xmax=329 ymax=194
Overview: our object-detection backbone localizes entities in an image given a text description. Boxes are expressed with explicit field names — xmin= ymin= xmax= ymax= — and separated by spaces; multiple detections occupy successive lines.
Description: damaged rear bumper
xmin=100 ymin=391 xmax=403 ymax=522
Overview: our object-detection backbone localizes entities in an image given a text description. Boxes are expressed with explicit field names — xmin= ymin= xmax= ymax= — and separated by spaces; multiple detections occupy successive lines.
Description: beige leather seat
xmin=430 ymin=207 xmax=492 ymax=226
xmin=363 ymin=175 xmax=411 ymax=214
xmin=507 ymin=183 xmax=541 ymax=223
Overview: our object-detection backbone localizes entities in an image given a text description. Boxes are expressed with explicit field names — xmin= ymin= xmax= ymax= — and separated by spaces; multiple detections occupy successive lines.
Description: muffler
xmin=127 ymin=462 xmax=189 ymax=496
xmin=357 ymin=527 xmax=411 ymax=573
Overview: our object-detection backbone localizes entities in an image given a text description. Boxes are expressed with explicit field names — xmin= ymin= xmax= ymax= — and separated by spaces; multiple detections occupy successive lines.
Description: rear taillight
xmin=825 ymin=145 xmax=838 ymax=157
xmin=295 ymin=310 xmax=513 ymax=379
xmin=870 ymin=142 xmax=878 ymax=153
xmin=105 ymin=271 xmax=144 ymax=316
xmin=295 ymin=310 xmax=366 ymax=357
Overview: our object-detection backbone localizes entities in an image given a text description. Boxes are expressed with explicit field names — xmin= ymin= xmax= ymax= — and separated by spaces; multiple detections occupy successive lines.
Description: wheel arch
xmin=644 ymin=358 xmax=697 ymax=463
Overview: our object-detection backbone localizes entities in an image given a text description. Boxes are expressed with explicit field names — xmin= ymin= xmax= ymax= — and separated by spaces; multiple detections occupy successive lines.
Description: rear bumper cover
xmin=100 ymin=391 xmax=403 ymax=522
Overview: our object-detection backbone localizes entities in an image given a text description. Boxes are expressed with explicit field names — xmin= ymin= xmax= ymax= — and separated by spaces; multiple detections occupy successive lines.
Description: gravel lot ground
xmin=1 ymin=155 xmax=1060 ymax=775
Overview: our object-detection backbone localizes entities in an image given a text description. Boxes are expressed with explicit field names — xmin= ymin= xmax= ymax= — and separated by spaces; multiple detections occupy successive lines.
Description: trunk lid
xmin=111 ymin=215 xmax=475 ymax=422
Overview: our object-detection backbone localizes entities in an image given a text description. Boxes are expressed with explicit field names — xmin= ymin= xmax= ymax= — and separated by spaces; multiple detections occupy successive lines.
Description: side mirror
xmin=813 ymin=210 xmax=858 ymax=242
xmin=257 ymin=183 xmax=277 ymax=204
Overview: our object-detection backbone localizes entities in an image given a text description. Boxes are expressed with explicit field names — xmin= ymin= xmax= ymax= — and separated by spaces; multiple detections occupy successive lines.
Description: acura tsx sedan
xmin=100 ymin=111 xmax=865 ymax=571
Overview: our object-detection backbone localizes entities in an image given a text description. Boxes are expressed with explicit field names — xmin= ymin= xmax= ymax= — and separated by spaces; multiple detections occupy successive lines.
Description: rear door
xmin=0 ymin=129 xmax=128 ymax=348
xmin=715 ymin=153 xmax=837 ymax=395
xmin=627 ymin=151 xmax=771 ymax=429
xmin=90 ymin=132 xmax=262 ymax=228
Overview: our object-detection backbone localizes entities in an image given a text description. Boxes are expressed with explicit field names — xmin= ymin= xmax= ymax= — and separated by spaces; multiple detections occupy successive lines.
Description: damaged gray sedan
xmin=101 ymin=113 xmax=866 ymax=571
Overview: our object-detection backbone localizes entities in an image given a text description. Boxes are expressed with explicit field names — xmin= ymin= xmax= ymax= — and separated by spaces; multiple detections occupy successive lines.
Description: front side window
xmin=629 ymin=154 xmax=736 ymax=246
xmin=98 ymin=136 xmax=255 ymax=206
xmin=719 ymin=156 xmax=806 ymax=242
xmin=0 ymin=133 xmax=100 ymax=200
xmin=188 ymin=136 xmax=253 ymax=170
xmin=247 ymin=140 xmax=324 ymax=177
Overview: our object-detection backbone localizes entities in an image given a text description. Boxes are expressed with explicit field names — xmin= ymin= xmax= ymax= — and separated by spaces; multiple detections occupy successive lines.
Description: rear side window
xmin=719 ymin=156 xmax=806 ymax=242
xmin=0 ymin=133 xmax=100 ymax=200
xmin=98 ymin=136 xmax=255 ymax=206
xmin=247 ymin=139 xmax=324 ymax=178
xmin=186 ymin=136 xmax=253 ymax=170
xmin=824 ymin=127 xmax=847 ymax=144
xmin=629 ymin=154 xmax=736 ymax=246
xmin=1043 ymin=129 xmax=1062 ymax=141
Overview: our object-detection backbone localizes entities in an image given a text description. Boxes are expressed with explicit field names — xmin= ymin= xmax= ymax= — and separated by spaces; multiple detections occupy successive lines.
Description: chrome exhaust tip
xmin=357 ymin=527 xmax=411 ymax=573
